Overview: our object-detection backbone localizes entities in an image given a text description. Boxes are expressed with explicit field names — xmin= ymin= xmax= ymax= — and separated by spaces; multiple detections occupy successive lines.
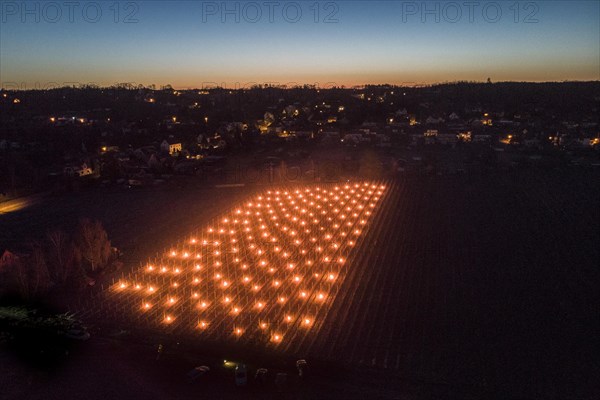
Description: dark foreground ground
xmin=1 ymin=166 xmax=599 ymax=399
xmin=0 ymin=334 xmax=429 ymax=400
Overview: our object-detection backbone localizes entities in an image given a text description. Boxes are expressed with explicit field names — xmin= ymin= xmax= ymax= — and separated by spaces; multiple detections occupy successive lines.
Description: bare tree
xmin=46 ymin=229 xmax=84 ymax=285
xmin=14 ymin=243 xmax=51 ymax=301
xmin=76 ymin=218 xmax=112 ymax=273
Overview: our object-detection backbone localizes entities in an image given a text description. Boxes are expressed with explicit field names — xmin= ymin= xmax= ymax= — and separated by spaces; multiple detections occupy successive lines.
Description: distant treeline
xmin=2 ymin=81 xmax=598 ymax=119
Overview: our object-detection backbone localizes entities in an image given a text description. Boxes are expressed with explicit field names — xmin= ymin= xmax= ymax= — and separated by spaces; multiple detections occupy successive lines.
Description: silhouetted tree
xmin=76 ymin=218 xmax=112 ymax=273
xmin=14 ymin=243 xmax=51 ymax=301
xmin=46 ymin=229 xmax=84 ymax=286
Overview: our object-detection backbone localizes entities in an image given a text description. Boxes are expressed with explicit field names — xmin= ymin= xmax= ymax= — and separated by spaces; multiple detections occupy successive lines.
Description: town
xmin=1 ymin=81 xmax=598 ymax=201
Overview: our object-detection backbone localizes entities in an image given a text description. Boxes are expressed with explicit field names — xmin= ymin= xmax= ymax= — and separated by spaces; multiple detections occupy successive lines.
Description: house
xmin=0 ymin=140 xmax=20 ymax=150
xmin=472 ymin=134 xmax=492 ymax=143
xmin=100 ymin=145 xmax=119 ymax=153
xmin=425 ymin=116 xmax=444 ymax=125
xmin=523 ymin=138 xmax=541 ymax=147
xmin=63 ymin=163 xmax=93 ymax=177
xmin=481 ymin=113 xmax=493 ymax=126
xmin=375 ymin=134 xmax=391 ymax=147
xmin=224 ymin=122 xmax=248 ymax=132
xmin=283 ymin=105 xmax=299 ymax=117
xmin=342 ymin=133 xmax=364 ymax=144
xmin=361 ymin=122 xmax=378 ymax=129
xmin=496 ymin=119 xmax=516 ymax=127
xmin=447 ymin=122 xmax=468 ymax=132
xmin=277 ymin=130 xmax=295 ymax=139
xmin=437 ymin=133 xmax=458 ymax=145
xmin=422 ymin=129 xmax=438 ymax=144
xmin=161 ymin=139 xmax=182 ymax=155
xmin=458 ymin=131 xmax=472 ymax=142
xmin=291 ymin=130 xmax=313 ymax=139
xmin=579 ymin=138 xmax=600 ymax=147
xmin=322 ymin=128 xmax=341 ymax=138
xmin=410 ymin=134 xmax=423 ymax=146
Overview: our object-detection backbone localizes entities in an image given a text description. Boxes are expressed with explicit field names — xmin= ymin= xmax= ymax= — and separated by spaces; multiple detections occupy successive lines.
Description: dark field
xmin=0 ymin=179 xmax=253 ymax=264
xmin=310 ymin=170 xmax=600 ymax=398
xmin=1 ymin=168 xmax=599 ymax=399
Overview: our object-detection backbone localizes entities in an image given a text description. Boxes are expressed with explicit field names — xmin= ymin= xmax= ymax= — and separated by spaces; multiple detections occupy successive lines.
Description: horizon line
xmin=2 ymin=80 xmax=599 ymax=92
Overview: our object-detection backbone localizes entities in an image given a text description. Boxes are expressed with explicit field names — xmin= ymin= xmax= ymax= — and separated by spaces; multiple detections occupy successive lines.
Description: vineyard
xmin=80 ymin=170 xmax=599 ymax=398
xmin=85 ymin=182 xmax=387 ymax=352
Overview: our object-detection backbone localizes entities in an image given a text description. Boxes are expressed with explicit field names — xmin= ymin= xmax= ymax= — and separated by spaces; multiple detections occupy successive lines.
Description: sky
xmin=1 ymin=1 xmax=599 ymax=89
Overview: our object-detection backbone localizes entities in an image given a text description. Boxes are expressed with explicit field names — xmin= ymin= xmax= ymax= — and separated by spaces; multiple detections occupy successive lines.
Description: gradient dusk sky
xmin=1 ymin=1 xmax=599 ymax=89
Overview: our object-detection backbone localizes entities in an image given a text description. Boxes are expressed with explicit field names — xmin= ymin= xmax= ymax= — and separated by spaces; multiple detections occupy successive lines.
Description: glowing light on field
xmin=272 ymin=333 xmax=283 ymax=343
xmin=110 ymin=182 xmax=386 ymax=348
